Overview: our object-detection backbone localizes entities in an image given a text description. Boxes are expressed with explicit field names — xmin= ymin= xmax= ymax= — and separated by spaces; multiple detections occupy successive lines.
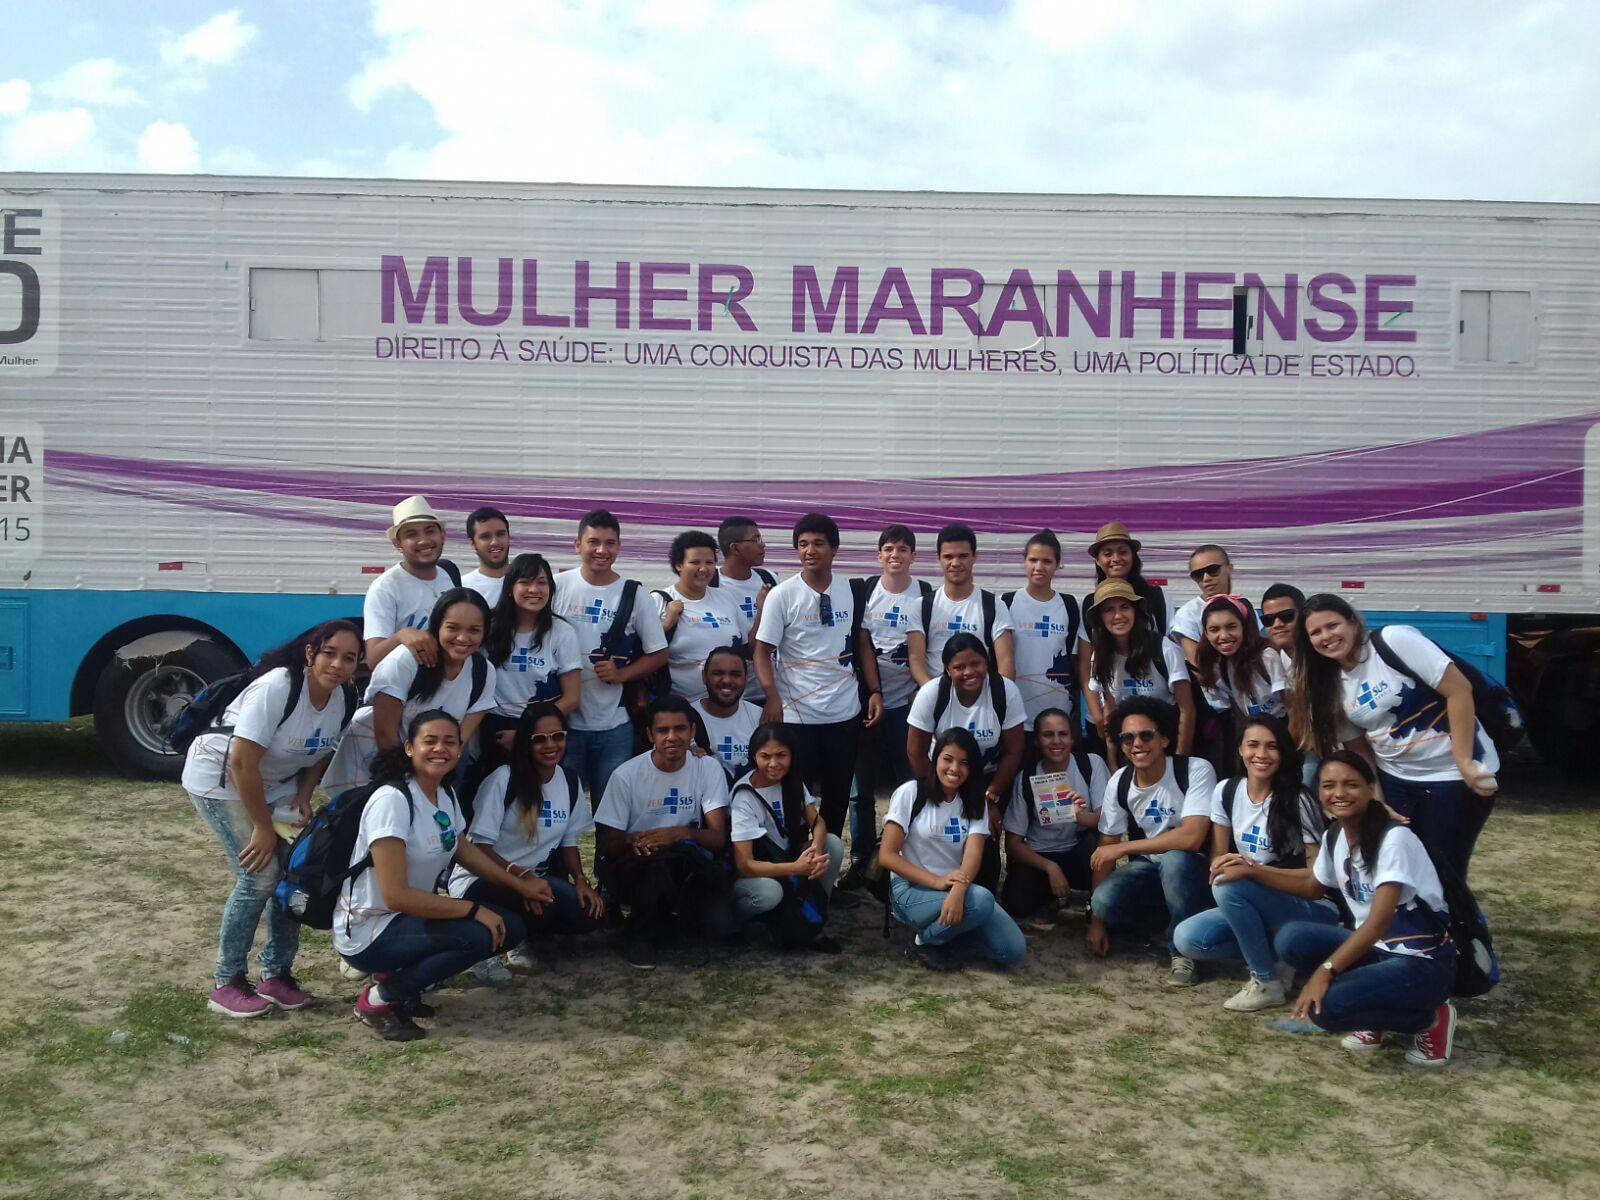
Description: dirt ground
xmin=2 ymin=722 xmax=1597 ymax=1200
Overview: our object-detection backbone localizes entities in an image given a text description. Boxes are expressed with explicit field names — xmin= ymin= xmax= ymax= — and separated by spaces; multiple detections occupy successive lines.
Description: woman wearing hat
xmin=1084 ymin=578 xmax=1195 ymax=766
xmin=1076 ymin=523 xmax=1173 ymax=719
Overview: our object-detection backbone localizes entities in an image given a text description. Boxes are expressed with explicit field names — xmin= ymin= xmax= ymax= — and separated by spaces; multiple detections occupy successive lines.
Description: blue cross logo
xmin=699 ymin=611 xmax=727 ymax=629
xmin=402 ymin=613 xmax=429 ymax=630
xmin=539 ymin=798 xmax=559 ymax=828
xmin=947 ymin=615 xmax=976 ymax=634
xmin=941 ymin=815 xmax=965 ymax=843
xmin=1350 ymin=874 xmax=1374 ymax=902
xmin=662 ymin=787 xmax=690 ymax=815
xmin=302 ymin=726 xmax=329 ymax=755
xmin=583 ymin=599 xmax=605 ymax=624
xmin=883 ymin=604 xmax=907 ymax=629
xmin=740 ymin=595 xmax=757 ymax=619
xmin=1124 ymin=675 xmax=1156 ymax=696
xmin=1032 ymin=616 xmax=1065 ymax=639
xmin=716 ymin=735 xmax=739 ymax=763
xmin=509 ymin=644 xmax=537 ymax=673
xmin=1239 ymin=825 xmax=1268 ymax=857
xmin=1141 ymin=796 xmax=1169 ymax=826
xmin=1355 ymin=681 xmax=1378 ymax=710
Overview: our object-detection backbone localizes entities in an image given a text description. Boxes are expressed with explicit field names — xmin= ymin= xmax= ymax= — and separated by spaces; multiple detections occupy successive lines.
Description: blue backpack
xmin=1369 ymin=628 xmax=1523 ymax=759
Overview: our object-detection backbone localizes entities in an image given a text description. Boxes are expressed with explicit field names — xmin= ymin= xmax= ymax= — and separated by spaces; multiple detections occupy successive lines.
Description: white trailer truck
xmin=2 ymin=175 xmax=1596 ymax=776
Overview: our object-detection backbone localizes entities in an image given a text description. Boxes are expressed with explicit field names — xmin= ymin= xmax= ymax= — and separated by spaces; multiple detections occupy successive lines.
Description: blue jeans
xmin=889 ymin=877 xmax=1026 ymax=966
xmin=850 ymin=704 xmax=911 ymax=863
xmin=1090 ymin=850 xmax=1211 ymax=955
xmin=1275 ymin=921 xmax=1455 ymax=1035
xmin=566 ymin=721 xmax=635 ymax=807
xmin=1378 ymin=772 xmax=1493 ymax=882
xmin=462 ymin=877 xmax=601 ymax=938
xmin=190 ymin=790 xmax=299 ymax=986
xmin=342 ymin=904 xmax=527 ymax=1003
xmin=1174 ymin=878 xmax=1342 ymax=981
xmin=731 ymin=834 xmax=844 ymax=925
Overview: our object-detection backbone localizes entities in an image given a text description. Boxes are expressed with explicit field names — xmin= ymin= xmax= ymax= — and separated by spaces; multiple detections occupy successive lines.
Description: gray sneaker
xmin=467 ymin=957 xmax=514 ymax=986
xmin=1223 ymin=977 xmax=1286 ymax=1012
xmin=1163 ymin=955 xmax=1199 ymax=988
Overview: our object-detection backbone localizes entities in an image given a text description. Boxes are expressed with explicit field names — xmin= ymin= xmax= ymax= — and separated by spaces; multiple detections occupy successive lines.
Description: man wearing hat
xmin=363 ymin=495 xmax=459 ymax=669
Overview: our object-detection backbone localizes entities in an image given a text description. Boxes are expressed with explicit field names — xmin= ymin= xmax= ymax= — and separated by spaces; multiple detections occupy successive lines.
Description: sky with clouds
xmin=1 ymin=0 xmax=1595 ymax=201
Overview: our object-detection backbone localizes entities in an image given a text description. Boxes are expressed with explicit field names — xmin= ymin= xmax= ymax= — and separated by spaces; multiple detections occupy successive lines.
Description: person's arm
xmin=225 ymin=738 xmax=279 ymax=873
xmin=458 ymin=710 xmax=487 ymax=748
xmin=856 ymin=627 xmax=884 ymax=729
xmin=939 ymin=832 xmax=986 ymax=926
xmin=364 ymin=627 xmax=437 ymax=671
xmin=371 ymin=693 xmax=405 ymax=753
xmin=1079 ymin=652 xmax=1100 ymax=729
xmin=1293 ymin=883 xmax=1405 ymax=1019
xmin=595 ymin=647 xmax=667 ymax=687
xmin=905 ymin=630 xmax=929 ymax=687
xmin=631 ymin=807 xmax=728 ymax=856
xmin=993 ymin=630 xmax=1016 ymax=680
xmin=733 ymin=838 xmax=816 ymax=879
xmin=660 ymin=597 xmax=684 ymax=634
xmin=553 ymin=669 xmax=582 ymax=716
xmin=1172 ymin=680 xmax=1196 ymax=756
xmin=1178 ymin=635 xmax=1201 ymax=668
xmin=1211 ymin=851 xmax=1326 ymax=898
xmin=1006 ymin=830 xmax=1070 ymax=900
xmin=906 ymin=727 xmax=933 ymax=782
xmin=877 ymin=820 xmax=950 ymax=891
xmin=754 ymin=640 xmax=783 ymax=723
xmin=1208 ymin=820 xmax=1230 ymax=863
xmin=987 ymin=723 xmax=1026 ymax=801
xmin=1099 ymin=813 xmax=1209 ymax=865
xmin=559 ymin=845 xmax=604 ymax=917
xmin=1084 ymin=829 xmax=1125 ymax=956
xmin=455 ymin=837 xmax=555 ymax=906
xmin=1435 ymin=665 xmax=1497 ymax=795
xmin=287 ymin=756 xmax=333 ymax=825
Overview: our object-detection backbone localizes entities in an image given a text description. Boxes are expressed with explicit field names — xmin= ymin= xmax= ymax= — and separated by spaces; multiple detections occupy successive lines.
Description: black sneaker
xmin=906 ymin=940 xmax=961 ymax=972
xmin=624 ymin=941 xmax=659 ymax=971
xmin=353 ymin=986 xmax=425 ymax=1041
xmin=836 ymin=861 xmax=873 ymax=893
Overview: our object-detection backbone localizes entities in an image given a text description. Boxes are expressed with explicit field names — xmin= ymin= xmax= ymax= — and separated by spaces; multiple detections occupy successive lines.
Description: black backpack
xmin=1112 ymin=755 xmax=1192 ymax=852
xmin=731 ymin=781 xmax=829 ymax=948
xmin=1368 ymin=628 xmax=1524 ymax=759
xmin=1218 ymin=777 xmax=1309 ymax=869
xmin=438 ymin=558 xmax=463 ymax=588
xmin=1002 ymin=589 xmax=1081 ymax=689
xmin=930 ymin=672 xmax=1010 ymax=730
xmin=1020 ymin=746 xmax=1097 ymax=823
xmin=922 ymin=587 xmax=999 ymax=666
xmin=169 ymin=669 xmax=358 ymax=783
xmin=710 ymin=566 xmax=776 ymax=590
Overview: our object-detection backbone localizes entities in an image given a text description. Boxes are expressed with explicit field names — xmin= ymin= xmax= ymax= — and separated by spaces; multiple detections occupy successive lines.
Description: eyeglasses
xmin=735 ymin=535 xmax=765 ymax=546
xmin=1189 ymin=563 xmax=1225 ymax=583
xmin=1118 ymin=729 xmax=1159 ymax=746
xmin=530 ymin=730 xmax=568 ymax=746
xmin=818 ymin=593 xmax=836 ymax=627
xmin=432 ymin=807 xmax=457 ymax=852
xmin=1260 ymin=609 xmax=1298 ymax=627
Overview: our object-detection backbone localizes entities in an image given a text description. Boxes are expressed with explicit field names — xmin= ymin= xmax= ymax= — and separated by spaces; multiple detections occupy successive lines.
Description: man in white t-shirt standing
xmin=552 ymin=509 xmax=669 ymax=808
xmin=460 ymin=506 xmax=512 ymax=609
xmin=714 ymin=515 xmax=777 ymax=703
xmin=362 ymin=495 xmax=458 ymax=670
xmin=842 ymin=523 xmax=928 ymax=889
xmin=1171 ymin=543 xmax=1235 ymax=667
xmin=914 ymin=522 xmax=1016 ymax=685
xmin=755 ymin=512 xmax=883 ymax=837
xmin=1004 ymin=529 xmax=1081 ymax=730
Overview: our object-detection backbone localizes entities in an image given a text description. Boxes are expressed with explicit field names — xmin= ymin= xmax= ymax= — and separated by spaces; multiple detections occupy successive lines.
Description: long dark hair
xmin=510 ymin=701 xmax=567 ymax=836
xmin=1090 ymin=596 xmax=1161 ymax=697
xmin=1317 ymin=748 xmax=1392 ymax=871
xmin=410 ymin=588 xmax=493 ymax=702
xmin=250 ymin=619 xmax=362 ymax=693
xmin=1233 ymin=715 xmax=1314 ymax=859
xmin=487 ymin=553 xmax=557 ymax=666
xmin=920 ymin=727 xmax=988 ymax=821
xmin=371 ymin=708 xmax=460 ymax=787
xmin=1289 ymin=593 xmax=1367 ymax=758
xmin=1194 ymin=595 xmax=1271 ymax=701
xmin=747 ymin=723 xmax=812 ymax=848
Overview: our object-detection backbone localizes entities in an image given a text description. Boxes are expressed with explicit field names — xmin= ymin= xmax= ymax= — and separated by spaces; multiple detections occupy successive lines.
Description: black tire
xmin=1525 ymin=656 xmax=1600 ymax=779
xmin=93 ymin=637 xmax=245 ymax=779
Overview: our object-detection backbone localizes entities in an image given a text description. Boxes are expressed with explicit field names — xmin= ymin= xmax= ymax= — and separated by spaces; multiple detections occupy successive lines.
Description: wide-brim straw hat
xmin=1087 ymin=521 xmax=1142 ymax=557
xmin=1092 ymin=579 xmax=1143 ymax=607
xmin=387 ymin=495 xmax=443 ymax=541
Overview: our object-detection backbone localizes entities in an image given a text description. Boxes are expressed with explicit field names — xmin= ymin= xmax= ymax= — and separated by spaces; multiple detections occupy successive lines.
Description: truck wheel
xmin=92 ymin=637 xmax=245 ymax=779
xmin=1526 ymin=657 xmax=1600 ymax=779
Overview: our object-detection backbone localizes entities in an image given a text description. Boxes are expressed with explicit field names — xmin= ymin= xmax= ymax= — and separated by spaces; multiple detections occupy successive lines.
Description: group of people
xmin=180 ymin=496 xmax=1503 ymax=1065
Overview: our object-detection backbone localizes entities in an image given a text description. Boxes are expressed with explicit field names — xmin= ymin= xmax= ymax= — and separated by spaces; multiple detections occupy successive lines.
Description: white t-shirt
xmin=1169 ymin=595 xmax=1208 ymax=644
xmin=714 ymin=568 xmax=774 ymax=702
xmin=1087 ymin=639 xmax=1191 ymax=706
xmin=729 ymin=779 xmax=815 ymax=853
xmin=552 ymin=570 xmax=670 ymax=732
xmin=1198 ymin=651 xmax=1288 ymax=719
xmin=461 ymin=568 xmax=506 ymax=609
xmin=754 ymin=573 xmax=861 ymax=725
xmin=1004 ymin=754 xmax=1109 ymax=853
xmin=1099 ymin=757 xmax=1218 ymax=841
xmin=320 ymin=651 xmax=496 ymax=797
xmin=362 ymin=563 xmax=453 ymax=641
xmin=333 ymin=780 xmax=464 ymax=956
xmin=445 ymin=766 xmax=591 ymax=897
xmin=923 ymin=588 xmax=1014 ymax=678
xmin=593 ymin=751 xmax=731 ymax=834
xmin=1313 ymin=825 xmax=1450 ymax=958
xmin=181 ymin=668 xmax=352 ymax=823
xmin=907 ymin=675 xmax=1026 ymax=772
xmin=655 ymin=585 xmax=750 ymax=702
xmin=861 ymin=578 xmax=927 ymax=710
xmin=1207 ymin=779 xmax=1324 ymax=866
xmin=1338 ymin=625 xmax=1500 ymax=782
xmin=884 ymin=779 xmax=991 ymax=877
xmin=493 ymin=619 xmax=582 ymax=718
xmin=1007 ymin=590 xmax=1078 ymax=728
xmin=693 ymin=698 xmax=763 ymax=777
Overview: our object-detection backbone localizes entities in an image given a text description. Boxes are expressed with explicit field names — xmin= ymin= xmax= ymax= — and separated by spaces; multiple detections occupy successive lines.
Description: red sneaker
xmin=1404 ymin=1002 xmax=1457 ymax=1067
xmin=257 ymin=973 xmax=316 ymax=1011
xmin=207 ymin=974 xmax=273 ymax=1019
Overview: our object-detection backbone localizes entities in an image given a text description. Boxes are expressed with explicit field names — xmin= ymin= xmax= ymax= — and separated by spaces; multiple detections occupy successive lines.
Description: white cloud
xmin=2 ymin=108 xmax=95 ymax=169
xmin=162 ymin=9 xmax=258 ymax=67
xmin=0 ymin=79 xmax=29 ymax=117
xmin=41 ymin=58 xmax=143 ymax=108
xmin=136 ymin=120 xmax=200 ymax=172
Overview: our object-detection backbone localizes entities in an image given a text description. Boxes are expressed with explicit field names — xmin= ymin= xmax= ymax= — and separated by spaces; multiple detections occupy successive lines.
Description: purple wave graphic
xmin=44 ymin=411 xmax=1595 ymax=537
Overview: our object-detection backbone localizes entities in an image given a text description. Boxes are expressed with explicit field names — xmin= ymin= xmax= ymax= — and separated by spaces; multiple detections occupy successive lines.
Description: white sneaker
xmin=504 ymin=944 xmax=538 ymax=972
xmin=468 ymin=957 xmax=513 ymax=986
xmin=1163 ymin=955 xmax=1198 ymax=988
xmin=337 ymin=959 xmax=369 ymax=983
xmin=1340 ymin=1030 xmax=1384 ymax=1052
xmin=1223 ymin=977 xmax=1286 ymax=1012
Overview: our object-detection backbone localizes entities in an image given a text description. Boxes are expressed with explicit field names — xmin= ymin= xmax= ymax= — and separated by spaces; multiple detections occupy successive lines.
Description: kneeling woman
xmin=879 ymin=728 xmax=1026 ymax=970
xmin=446 ymin=702 xmax=604 ymax=967
xmin=1274 ymin=751 xmax=1459 ymax=1066
xmin=334 ymin=710 xmax=555 ymax=1041
xmin=1173 ymin=715 xmax=1340 ymax=1012
xmin=727 ymin=724 xmax=845 ymax=952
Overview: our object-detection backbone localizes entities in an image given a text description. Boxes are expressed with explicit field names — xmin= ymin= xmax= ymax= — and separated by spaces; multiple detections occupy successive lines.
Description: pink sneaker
xmin=1339 ymin=1030 xmax=1384 ymax=1052
xmin=208 ymin=974 xmax=273 ymax=1019
xmin=353 ymin=984 xmax=423 ymax=1042
xmin=257 ymin=973 xmax=316 ymax=1011
xmin=1405 ymin=1002 xmax=1457 ymax=1067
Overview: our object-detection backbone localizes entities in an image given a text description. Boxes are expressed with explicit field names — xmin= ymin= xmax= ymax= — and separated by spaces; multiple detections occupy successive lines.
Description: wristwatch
xmin=1320 ymin=960 xmax=1338 ymax=977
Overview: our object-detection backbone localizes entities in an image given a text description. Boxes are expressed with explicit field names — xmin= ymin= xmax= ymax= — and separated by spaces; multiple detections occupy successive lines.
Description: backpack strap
xmin=1071 ymin=746 xmax=1094 ymax=789
xmin=1369 ymin=628 xmax=1428 ymax=692
xmin=652 ymin=588 xmax=678 ymax=644
xmin=1115 ymin=766 xmax=1136 ymax=829
xmin=598 ymin=578 xmax=641 ymax=659
xmin=1022 ymin=772 xmax=1037 ymax=822
xmin=1151 ymin=642 xmax=1171 ymax=682
xmin=467 ymin=654 xmax=489 ymax=709
xmin=562 ymin=764 xmax=580 ymax=812
xmin=1001 ymin=589 xmax=1016 ymax=609
xmin=1148 ymin=584 xmax=1169 ymax=638
xmin=932 ymin=676 xmax=954 ymax=727
xmin=334 ymin=680 xmax=359 ymax=734
xmin=755 ymin=567 xmax=776 ymax=588
xmin=1061 ymin=592 xmax=1081 ymax=650
xmin=848 ymin=577 xmax=870 ymax=677
xmin=1221 ymin=776 xmax=1243 ymax=853
xmin=438 ymin=558 xmax=462 ymax=588
xmin=989 ymin=671 xmax=1008 ymax=724
xmin=1172 ymin=754 xmax=1191 ymax=793
xmin=981 ymin=589 xmax=997 ymax=653
xmin=921 ymin=586 xmax=936 ymax=640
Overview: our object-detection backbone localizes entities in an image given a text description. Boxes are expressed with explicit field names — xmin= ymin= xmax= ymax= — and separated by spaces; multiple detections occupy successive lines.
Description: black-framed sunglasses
xmin=1260 ymin=609 xmax=1298 ymax=627
xmin=530 ymin=730 xmax=568 ymax=746
xmin=1189 ymin=563 xmax=1225 ymax=583
xmin=818 ymin=593 xmax=836 ymax=627
xmin=1118 ymin=729 xmax=1159 ymax=746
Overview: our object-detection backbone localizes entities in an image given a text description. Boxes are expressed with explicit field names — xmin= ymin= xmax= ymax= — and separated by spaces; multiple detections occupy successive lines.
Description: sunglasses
xmin=1118 ymin=729 xmax=1160 ymax=746
xmin=1189 ymin=563 xmax=1226 ymax=583
xmin=818 ymin=593 xmax=836 ymax=627
xmin=1261 ymin=609 xmax=1298 ymax=627
xmin=530 ymin=730 xmax=568 ymax=746
xmin=432 ymin=807 xmax=457 ymax=852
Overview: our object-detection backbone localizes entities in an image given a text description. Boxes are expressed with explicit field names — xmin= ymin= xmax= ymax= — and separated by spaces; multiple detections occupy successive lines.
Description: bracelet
xmin=1320 ymin=959 xmax=1337 ymax=977
xmin=466 ymin=902 xmax=481 ymax=922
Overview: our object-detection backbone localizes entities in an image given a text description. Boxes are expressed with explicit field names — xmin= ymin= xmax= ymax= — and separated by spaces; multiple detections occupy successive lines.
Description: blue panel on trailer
xmin=0 ymin=600 xmax=28 ymax=718
xmin=1366 ymin=611 xmax=1508 ymax=681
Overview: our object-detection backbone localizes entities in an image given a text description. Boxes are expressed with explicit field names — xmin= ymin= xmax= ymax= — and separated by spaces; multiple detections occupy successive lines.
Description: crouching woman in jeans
xmin=333 ymin=709 xmax=555 ymax=1042
xmin=879 ymin=727 xmax=1026 ymax=971
xmin=1274 ymin=751 xmax=1460 ymax=1066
